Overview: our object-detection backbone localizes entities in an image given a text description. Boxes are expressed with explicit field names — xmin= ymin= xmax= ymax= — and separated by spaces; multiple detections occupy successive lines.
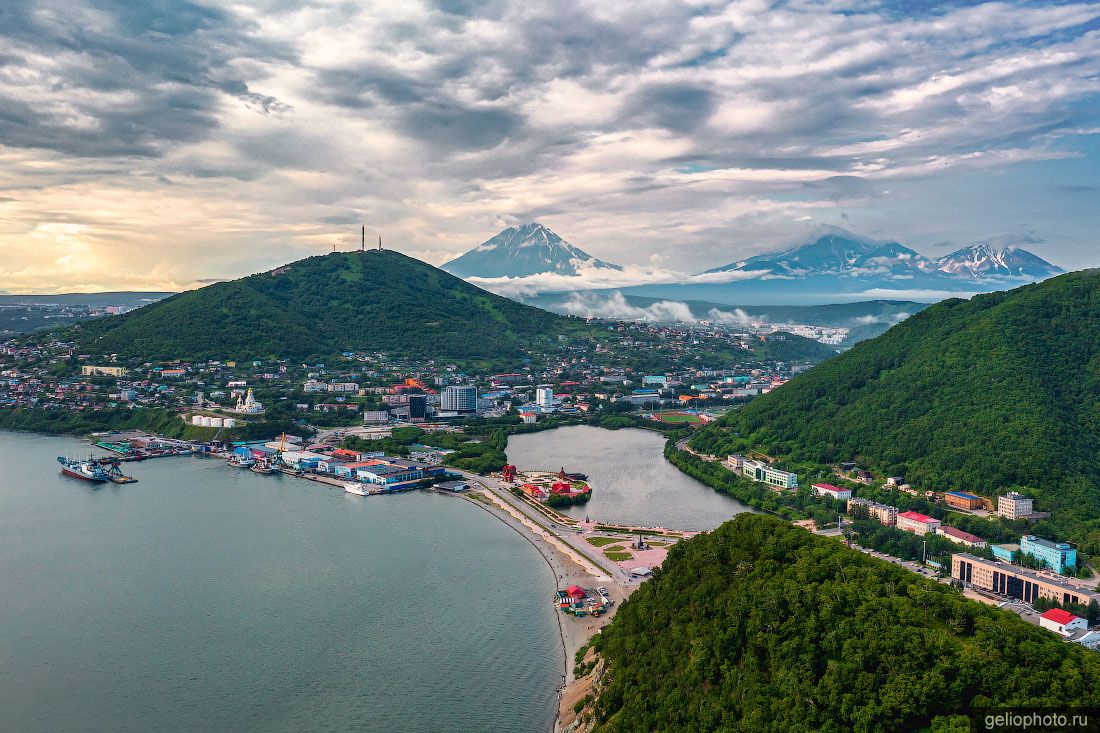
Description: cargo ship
xmin=57 ymin=456 xmax=110 ymax=483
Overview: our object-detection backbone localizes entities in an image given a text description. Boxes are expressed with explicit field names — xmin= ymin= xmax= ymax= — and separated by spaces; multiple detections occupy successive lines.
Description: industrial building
xmin=952 ymin=553 xmax=1100 ymax=607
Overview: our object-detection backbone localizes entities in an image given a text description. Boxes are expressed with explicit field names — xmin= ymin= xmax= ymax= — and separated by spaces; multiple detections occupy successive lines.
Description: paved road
xmin=454 ymin=469 xmax=635 ymax=585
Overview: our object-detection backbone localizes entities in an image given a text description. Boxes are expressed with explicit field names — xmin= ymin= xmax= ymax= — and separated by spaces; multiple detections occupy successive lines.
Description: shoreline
xmin=460 ymin=490 xmax=622 ymax=733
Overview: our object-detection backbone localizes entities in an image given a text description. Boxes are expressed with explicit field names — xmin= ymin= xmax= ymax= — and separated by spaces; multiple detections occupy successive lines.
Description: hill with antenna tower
xmin=71 ymin=248 xmax=589 ymax=361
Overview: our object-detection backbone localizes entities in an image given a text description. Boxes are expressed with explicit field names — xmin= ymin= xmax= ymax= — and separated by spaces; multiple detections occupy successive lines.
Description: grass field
xmin=653 ymin=411 xmax=704 ymax=424
xmin=604 ymin=550 xmax=633 ymax=562
xmin=587 ymin=536 xmax=623 ymax=547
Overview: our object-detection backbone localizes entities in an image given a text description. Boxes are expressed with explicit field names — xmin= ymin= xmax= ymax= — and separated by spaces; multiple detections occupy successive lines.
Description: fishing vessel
xmin=250 ymin=461 xmax=277 ymax=475
xmin=57 ymin=456 xmax=109 ymax=482
xmin=344 ymin=482 xmax=368 ymax=496
xmin=227 ymin=453 xmax=256 ymax=469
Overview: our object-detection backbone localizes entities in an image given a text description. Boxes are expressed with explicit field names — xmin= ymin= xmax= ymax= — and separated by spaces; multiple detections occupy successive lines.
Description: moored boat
xmin=227 ymin=454 xmax=256 ymax=468
xmin=57 ymin=456 xmax=109 ymax=482
xmin=344 ymin=482 xmax=368 ymax=496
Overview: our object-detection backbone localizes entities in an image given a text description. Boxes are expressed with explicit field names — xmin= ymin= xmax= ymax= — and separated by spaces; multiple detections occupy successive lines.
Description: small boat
xmin=344 ymin=482 xmax=368 ymax=496
xmin=227 ymin=454 xmax=256 ymax=469
xmin=250 ymin=462 xmax=276 ymax=475
xmin=57 ymin=456 xmax=109 ymax=483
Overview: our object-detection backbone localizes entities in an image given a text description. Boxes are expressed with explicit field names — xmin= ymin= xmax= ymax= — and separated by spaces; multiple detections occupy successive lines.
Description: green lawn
xmin=587 ymin=536 xmax=623 ymax=547
xmin=604 ymin=550 xmax=633 ymax=562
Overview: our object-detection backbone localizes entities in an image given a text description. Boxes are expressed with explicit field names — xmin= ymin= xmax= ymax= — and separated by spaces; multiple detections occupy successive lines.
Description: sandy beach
xmin=461 ymin=490 xmax=625 ymax=679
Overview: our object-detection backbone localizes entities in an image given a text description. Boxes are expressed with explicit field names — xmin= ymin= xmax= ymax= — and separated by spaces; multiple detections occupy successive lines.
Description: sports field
xmin=653 ymin=411 xmax=704 ymax=424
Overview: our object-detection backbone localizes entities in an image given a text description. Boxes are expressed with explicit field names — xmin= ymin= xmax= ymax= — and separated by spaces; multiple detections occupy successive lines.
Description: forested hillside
xmin=72 ymin=250 xmax=589 ymax=362
xmin=587 ymin=514 xmax=1100 ymax=732
xmin=690 ymin=270 xmax=1100 ymax=550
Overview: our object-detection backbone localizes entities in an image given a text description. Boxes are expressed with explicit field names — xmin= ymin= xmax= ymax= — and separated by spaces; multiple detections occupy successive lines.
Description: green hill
xmin=750 ymin=331 xmax=838 ymax=363
xmin=690 ymin=269 xmax=1100 ymax=550
xmin=585 ymin=514 xmax=1100 ymax=732
xmin=72 ymin=250 xmax=587 ymax=362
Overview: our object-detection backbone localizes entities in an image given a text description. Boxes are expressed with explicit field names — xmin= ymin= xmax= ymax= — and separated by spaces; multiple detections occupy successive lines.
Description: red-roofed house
xmin=1039 ymin=608 xmax=1088 ymax=636
xmin=566 ymin=585 xmax=586 ymax=598
xmin=811 ymin=483 xmax=852 ymax=501
xmin=519 ymin=483 xmax=548 ymax=500
xmin=936 ymin=525 xmax=987 ymax=548
xmin=896 ymin=511 xmax=941 ymax=535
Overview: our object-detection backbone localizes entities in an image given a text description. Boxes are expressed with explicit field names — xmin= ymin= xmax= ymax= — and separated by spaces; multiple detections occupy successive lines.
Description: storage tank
xmin=191 ymin=415 xmax=203 ymax=425
xmin=208 ymin=417 xmax=223 ymax=428
xmin=199 ymin=416 xmax=212 ymax=427
xmin=222 ymin=417 xmax=236 ymax=428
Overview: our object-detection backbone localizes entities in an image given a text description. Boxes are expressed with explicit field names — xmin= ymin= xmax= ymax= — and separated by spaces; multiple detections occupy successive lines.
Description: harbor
xmin=4 ymin=430 xmax=563 ymax=733
xmin=49 ymin=425 xmax=729 ymax=733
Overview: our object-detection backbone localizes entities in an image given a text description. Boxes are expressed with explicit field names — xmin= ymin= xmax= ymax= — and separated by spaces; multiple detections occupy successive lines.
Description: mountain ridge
xmin=71 ymin=250 xmax=588 ymax=362
xmin=704 ymin=230 xmax=1062 ymax=280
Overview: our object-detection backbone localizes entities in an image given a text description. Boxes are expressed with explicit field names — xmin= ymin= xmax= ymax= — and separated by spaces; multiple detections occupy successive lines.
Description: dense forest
xmin=72 ymin=250 xmax=594 ymax=362
xmin=690 ymin=270 xmax=1100 ymax=552
xmin=588 ymin=514 xmax=1100 ymax=732
xmin=750 ymin=331 xmax=838 ymax=363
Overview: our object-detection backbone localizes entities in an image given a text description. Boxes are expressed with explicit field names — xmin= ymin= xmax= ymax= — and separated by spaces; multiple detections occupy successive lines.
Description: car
xmin=596 ymin=586 xmax=609 ymax=596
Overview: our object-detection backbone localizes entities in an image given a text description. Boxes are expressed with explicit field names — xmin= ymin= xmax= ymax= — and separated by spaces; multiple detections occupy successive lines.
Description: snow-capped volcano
xmin=703 ymin=229 xmax=1061 ymax=282
xmin=934 ymin=244 xmax=1063 ymax=278
xmin=442 ymin=223 xmax=622 ymax=279
xmin=705 ymin=232 xmax=935 ymax=277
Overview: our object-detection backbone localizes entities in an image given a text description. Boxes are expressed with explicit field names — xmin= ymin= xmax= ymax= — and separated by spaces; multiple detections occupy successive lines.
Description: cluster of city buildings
xmin=0 ymin=316 xmax=816 ymax=431
xmin=232 ymin=439 xmax=449 ymax=491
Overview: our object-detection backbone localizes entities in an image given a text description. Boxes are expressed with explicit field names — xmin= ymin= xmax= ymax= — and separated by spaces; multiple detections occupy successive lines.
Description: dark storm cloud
xmin=400 ymin=101 xmax=523 ymax=152
xmin=625 ymin=83 xmax=716 ymax=133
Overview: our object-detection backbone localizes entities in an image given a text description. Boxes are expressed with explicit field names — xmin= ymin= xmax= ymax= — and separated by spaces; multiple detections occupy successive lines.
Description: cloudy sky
xmin=1 ymin=0 xmax=1098 ymax=293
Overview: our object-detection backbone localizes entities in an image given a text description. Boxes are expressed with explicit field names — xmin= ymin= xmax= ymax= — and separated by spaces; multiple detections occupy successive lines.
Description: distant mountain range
xmin=440 ymin=225 xmax=1064 ymax=306
xmin=442 ymin=223 xmax=621 ymax=279
xmin=704 ymin=232 xmax=1063 ymax=280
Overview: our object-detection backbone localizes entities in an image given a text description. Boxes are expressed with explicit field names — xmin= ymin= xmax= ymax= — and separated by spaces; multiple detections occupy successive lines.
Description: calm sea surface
xmin=507 ymin=425 xmax=753 ymax=531
xmin=0 ymin=432 xmax=562 ymax=732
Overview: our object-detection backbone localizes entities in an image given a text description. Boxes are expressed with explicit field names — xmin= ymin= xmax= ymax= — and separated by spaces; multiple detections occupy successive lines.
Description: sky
xmin=0 ymin=0 xmax=1098 ymax=293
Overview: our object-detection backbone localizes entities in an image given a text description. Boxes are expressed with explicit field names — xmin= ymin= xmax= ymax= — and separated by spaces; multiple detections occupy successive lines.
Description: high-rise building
xmin=408 ymin=394 xmax=427 ymax=420
xmin=536 ymin=386 xmax=554 ymax=408
xmin=441 ymin=385 xmax=477 ymax=413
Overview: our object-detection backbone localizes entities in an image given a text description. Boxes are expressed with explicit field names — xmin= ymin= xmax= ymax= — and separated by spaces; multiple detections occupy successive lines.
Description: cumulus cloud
xmin=707 ymin=307 xmax=755 ymax=326
xmin=0 ymin=0 xmax=1098 ymax=291
xmin=558 ymin=291 xmax=695 ymax=322
xmin=853 ymin=313 xmax=911 ymax=326
xmin=466 ymin=259 xmax=768 ymax=297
